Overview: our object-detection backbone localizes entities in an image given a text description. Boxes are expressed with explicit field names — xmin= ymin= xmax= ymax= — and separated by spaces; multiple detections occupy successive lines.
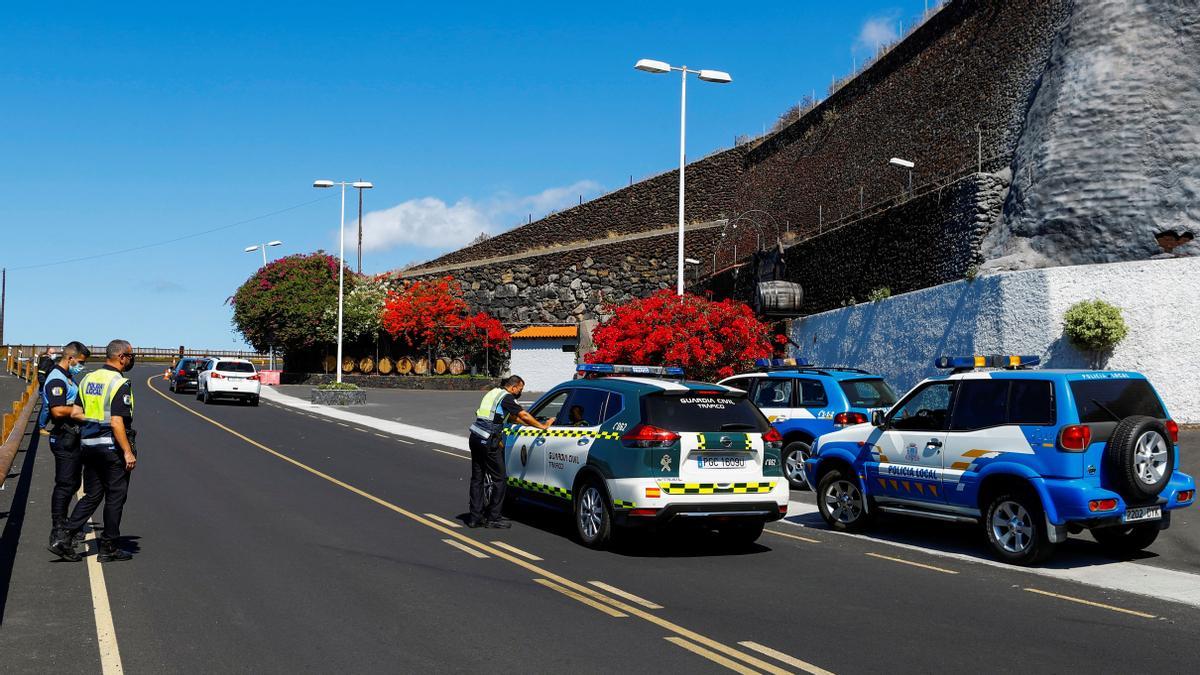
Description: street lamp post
xmin=244 ymin=240 xmax=284 ymax=369
xmin=889 ymin=157 xmax=914 ymax=195
xmin=313 ymin=179 xmax=374 ymax=383
xmin=635 ymin=58 xmax=732 ymax=296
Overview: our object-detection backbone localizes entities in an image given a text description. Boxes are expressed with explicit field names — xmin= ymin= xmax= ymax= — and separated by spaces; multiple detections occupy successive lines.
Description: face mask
xmin=69 ymin=362 xmax=85 ymax=376
xmin=124 ymin=354 xmax=137 ymax=371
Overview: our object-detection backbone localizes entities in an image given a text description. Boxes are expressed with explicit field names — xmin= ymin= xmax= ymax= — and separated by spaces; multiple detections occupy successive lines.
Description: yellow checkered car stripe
xmin=657 ymin=481 xmax=776 ymax=495
xmin=503 ymin=427 xmax=621 ymax=440
xmin=696 ymin=434 xmax=754 ymax=450
xmin=507 ymin=477 xmax=572 ymax=500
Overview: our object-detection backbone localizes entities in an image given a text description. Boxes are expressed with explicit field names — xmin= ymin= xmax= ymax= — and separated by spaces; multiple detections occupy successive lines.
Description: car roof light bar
xmin=935 ymin=355 xmax=1041 ymax=370
xmin=576 ymin=363 xmax=686 ymax=377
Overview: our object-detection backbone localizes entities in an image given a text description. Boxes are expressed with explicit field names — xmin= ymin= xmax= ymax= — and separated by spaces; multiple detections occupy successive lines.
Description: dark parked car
xmin=168 ymin=357 xmax=207 ymax=393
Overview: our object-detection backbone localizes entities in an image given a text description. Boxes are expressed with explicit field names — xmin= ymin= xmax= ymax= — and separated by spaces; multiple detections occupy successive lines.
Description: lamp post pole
xmin=313 ymin=180 xmax=372 ymax=384
xmin=357 ymin=182 xmax=364 ymax=274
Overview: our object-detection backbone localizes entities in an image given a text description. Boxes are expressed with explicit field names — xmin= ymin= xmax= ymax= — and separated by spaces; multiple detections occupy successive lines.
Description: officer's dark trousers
xmin=65 ymin=445 xmax=133 ymax=544
xmin=468 ymin=434 xmax=506 ymax=523
xmin=48 ymin=431 xmax=82 ymax=523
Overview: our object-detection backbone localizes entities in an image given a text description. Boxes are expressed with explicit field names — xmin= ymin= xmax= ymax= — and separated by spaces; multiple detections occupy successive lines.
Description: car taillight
xmin=763 ymin=427 xmax=783 ymax=450
xmin=620 ymin=424 xmax=679 ymax=448
xmin=834 ymin=412 xmax=868 ymax=426
xmin=1177 ymin=490 xmax=1194 ymax=503
xmin=1059 ymin=424 xmax=1091 ymax=451
xmin=1088 ymin=498 xmax=1118 ymax=512
xmin=1165 ymin=420 xmax=1179 ymax=443
xmin=210 ymin=372 xmax=224 ymax=379
xmin=177 ymin=370 xmax=185 ymax=377
xmin=248 ymin=374 xmax=260 ymax=381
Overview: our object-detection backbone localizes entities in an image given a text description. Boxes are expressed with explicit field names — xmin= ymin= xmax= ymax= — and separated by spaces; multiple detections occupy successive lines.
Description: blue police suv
xmin=804 ymin=355 xmax=1196 ymax=564
xmin=720 ymin=359 xmax=899 ymax=490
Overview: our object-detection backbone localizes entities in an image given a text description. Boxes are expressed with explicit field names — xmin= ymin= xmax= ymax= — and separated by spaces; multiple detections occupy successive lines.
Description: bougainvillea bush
xmin=381 ymin=277 xmax=511 ymax=374
xmin=230 ymin=252 xmax=347 ymax=354
xmin=318 ymin=277 xmax=387 ymax=343
xmin=587 ymin=290 xmax=775 ymax=381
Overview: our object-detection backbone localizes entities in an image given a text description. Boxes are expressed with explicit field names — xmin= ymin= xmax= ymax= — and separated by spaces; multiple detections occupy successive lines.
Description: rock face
xmin=984 ymin=0 xmax=1200 ymax=269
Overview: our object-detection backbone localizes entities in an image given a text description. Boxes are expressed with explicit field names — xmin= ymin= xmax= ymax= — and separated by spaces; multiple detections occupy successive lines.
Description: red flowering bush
xmin=588 ymin=291 xmax=775 ymax=381
xmin=381 ymin=277 xmax=510 ymax=374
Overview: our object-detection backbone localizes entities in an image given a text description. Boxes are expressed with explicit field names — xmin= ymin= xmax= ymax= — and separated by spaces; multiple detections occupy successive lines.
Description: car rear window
xmin=216 ymin=361 xmax=256 ymax=373
xmin=642 ymin=393 xmax=769 ymax=432
xmin=839 ymin=378 xmax=897 ymax=408
xmin=1070 ymin=379 xmax=1165 ymax=423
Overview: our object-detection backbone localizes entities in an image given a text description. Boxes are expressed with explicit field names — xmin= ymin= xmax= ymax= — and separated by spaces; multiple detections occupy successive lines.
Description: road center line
xmin=424 ymin=513 xmax=463 ymax=528
xmin=491 ymin=541 xmax=543 ymax=561
xmin=144 ymin=376 xmax=824 ymax=675
xmin=73 ymin=491 xmax=123 ymax=674
xmin=865 ymin=552 xmax=958 ymax=574
xmin=1024 ymin=588 xmax=1156 ymax=619
xmin=443 ymin=538 xmax=488 ymax=559
xmin=665 ymin=637 xmax=758 ymax=674
xmin=587 ymin=581 xmax=663 ymax=609
xmin=765 ymin=528 xmax=821 ymax=544
xmin=534 ymin=578 xmax=627 ymax=618
xmin=739 ymin=641 xmax=834 ymax=675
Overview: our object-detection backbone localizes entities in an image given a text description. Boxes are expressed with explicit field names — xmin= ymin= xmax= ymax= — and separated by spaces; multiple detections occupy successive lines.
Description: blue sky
xmin=1 ymin=1 xmax=931 ymax=349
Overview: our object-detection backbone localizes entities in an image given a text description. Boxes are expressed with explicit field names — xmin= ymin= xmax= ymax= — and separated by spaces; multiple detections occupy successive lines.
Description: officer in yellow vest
xmin=49 ymin=339 xmax=138 ymax=563
xmin=467 ymin=375 xmax=552 ymax=528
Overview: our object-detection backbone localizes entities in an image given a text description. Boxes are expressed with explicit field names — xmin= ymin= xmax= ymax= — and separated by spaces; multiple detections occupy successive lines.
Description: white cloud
xmin=358 ymin=179 xmax=603 ymax=253
xmin=853 ymin=13 xmax=901 ymax=55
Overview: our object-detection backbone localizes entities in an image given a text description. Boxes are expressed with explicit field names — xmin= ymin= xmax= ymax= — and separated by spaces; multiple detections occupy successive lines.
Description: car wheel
xmin=817 ymin=469 xmax=871 ymax=532
xmin=782 ymin=440 xmax=813 ymax=490
xmin=202 ymin=387 xmax=212 ymax=405
xmin=195 ymin=385 xmax=203 ymax=401
xmin=169 ymin=381 xmax=176 ymax=393
xmin=1091 ymin=523 xmax=1160 ymax=555
xmin=715 ymin=521 xmax=764 ymax=547
xmin=984 ymin=491 xmax=1055 ymax=565
xmin=574 ymin=480 xmax=613 ymax=549
xmin=1105 ymin=416 xmax=1174 ymax=501
xmin=248 ymin=396 xmax=259 ymax=407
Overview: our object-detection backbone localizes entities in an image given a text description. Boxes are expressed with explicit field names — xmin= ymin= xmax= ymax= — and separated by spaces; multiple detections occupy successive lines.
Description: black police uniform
xmin=468 ymin=392 xmax=523 ymax=526
xmin=43 ymin=364 xmax=83 ymax=543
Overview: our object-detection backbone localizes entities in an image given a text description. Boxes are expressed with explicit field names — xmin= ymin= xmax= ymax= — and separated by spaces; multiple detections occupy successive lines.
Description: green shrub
xmin=1062 ymin=300 xmax=1129 ymax=353
xmin=867 ymin=287 xmax=892 ymax=303
xmin=317 ymin=382 xmax=360 ymax=391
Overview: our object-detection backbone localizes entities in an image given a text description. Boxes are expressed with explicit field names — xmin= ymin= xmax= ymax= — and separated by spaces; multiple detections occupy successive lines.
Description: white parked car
xmin=196 ymin=358 xmax=261 ymax=406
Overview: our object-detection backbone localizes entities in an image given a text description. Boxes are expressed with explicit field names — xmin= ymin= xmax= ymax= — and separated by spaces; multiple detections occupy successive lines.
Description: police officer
xmin=467 ymin=375 xmax=552 ymax=528
xmin=40 ymin=341 xmax=91 ymax=548
xmin=49 ymin=340 xmax=138 ymax=563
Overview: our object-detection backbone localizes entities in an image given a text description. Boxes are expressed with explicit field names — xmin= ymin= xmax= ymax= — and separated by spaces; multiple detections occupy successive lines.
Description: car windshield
xmin=1070 ymin=378 xmax=1165 ymax=423
xmin=216 ymin=361 xmax=256 ymax=373
xmin=642 ymin=392 xmax=769 ymax=432
xmin=839 ymin=378 xmax=897 ymax=408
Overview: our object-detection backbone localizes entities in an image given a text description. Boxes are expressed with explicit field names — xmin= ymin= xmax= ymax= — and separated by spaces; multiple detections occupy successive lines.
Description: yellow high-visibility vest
xmin=80 ymin=368 xmax=131 ymax=426
xmin=475 ymin=388 xmax=507 ymax=421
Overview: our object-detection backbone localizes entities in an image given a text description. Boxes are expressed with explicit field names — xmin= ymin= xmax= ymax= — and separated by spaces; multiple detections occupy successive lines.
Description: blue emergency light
xmin=576 ymin=363 xmax=685 ymax=377
xmin=753 ymin=358 xmax=813 ymax=368
xmin=935 ymin=355 xmax=1040 ymax=370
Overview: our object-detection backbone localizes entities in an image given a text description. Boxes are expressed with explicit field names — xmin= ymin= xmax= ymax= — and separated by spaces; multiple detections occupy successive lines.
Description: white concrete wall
xmin=509 ymin=340 xmax=578 ymax=393
xmin=791 ymin=257 xmax=1200 ymax=421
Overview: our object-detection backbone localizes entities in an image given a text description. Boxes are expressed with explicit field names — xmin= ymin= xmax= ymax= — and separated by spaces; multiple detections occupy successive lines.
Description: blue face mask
xmin=69 ymin=363 xmax=85 ymax=376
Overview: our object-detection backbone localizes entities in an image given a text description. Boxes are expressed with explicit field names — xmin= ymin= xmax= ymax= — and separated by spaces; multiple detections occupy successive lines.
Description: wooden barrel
xmin=322 ymin=355 xmax=336 ymax=373
xmin=448 ymin=358 xmax=466 ymax=376
xmin=359 ymin=356 xmax=375 ymax=374
xmin=757 ymin=281 xmax=804 ymax=314
xmin=341 ymin=356 xmax=355 ymax=373
xmin=414 ymin=357 xmax=429 ymax=375
xmin=396 ymin=356 xmax=413 ymax=375
xmin=378 ymin=356 xmax=394 ymax=375
xmin=434 ymin=356 xmax=450 ymax=375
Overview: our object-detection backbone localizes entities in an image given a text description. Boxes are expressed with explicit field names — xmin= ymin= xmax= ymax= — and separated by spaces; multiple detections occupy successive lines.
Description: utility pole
xmin=356 ymin=179 xmax=364 ymax=274
xmin=1 ymin=267 xmax=5 ymax=346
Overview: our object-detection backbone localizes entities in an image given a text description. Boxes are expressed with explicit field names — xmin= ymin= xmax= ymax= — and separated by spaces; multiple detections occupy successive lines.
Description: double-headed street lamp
xmin=889 ymin=157 xmax=914 ymax=194
xmin=244 ymin=240 xmax=283 ymax=266
xmin=313 ymin=179 xmax=374 ymax=383
xmin=634 ymin=58 xmax=732 ymax=296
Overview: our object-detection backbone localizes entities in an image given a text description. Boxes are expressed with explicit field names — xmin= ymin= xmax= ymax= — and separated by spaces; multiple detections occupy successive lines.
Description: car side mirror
xmin=871 ymin=410 xmax=886 ymax=428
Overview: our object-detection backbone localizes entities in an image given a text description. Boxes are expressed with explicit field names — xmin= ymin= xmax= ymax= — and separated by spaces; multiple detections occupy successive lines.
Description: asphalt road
xmin=4 ymin=367 xmax=1200 ymax=673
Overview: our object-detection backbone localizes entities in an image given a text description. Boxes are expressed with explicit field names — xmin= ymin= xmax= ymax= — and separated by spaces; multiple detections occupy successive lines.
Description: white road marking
xmin=765 ymin=528 xmax=821 ymax=544
xmin=424 ymin=513 xmax=463 ymax=528
xmin=782 ymin=501 xmax=1200 ymax=609
xmin=739 ymin=641 xmax=835 ymax=675
xmin=442 ymin=538 xmax=488 ymax=559
xmin=71 ymin=490 xmax=123 ymax=674
xmin=1024 ymin=588 xmax=1156 ymax=619
xmin=587 ymin=581 xmax=663 ymax=609
xmin=665 ymin=637 xmax=757 ymax=674
xmin=534 ymin=578 xmax=627 ymax=618
xmin=491 ymin=541 xmax=543 ymax=561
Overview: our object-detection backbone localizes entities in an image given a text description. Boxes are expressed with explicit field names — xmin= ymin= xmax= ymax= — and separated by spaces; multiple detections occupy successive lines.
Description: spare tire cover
xmin=1104 ymin=416 xmax=1174 ymax=500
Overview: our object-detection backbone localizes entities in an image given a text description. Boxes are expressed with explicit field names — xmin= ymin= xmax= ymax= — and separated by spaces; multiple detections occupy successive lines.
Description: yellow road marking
xmin=765 ymin=528 xmax=821 ymax=544
xmin=587 ymin=581 xmax=663 ymax=610
xmin=739 ymin=641 xmax=834 ymax=675
xmin=1024 ymin=588 xmax=1156 ymax=619
xmin=665 ymin=637 xmax=758 ymax=674
xmin=443 ymin=538 xmax=488 ymax=559
xmin=73 ymin=490 xmax=123 ymax=674
xmin=424 ymin=513 xmax=462 ymax=529
xmin=491 ymin=541 xmax=543 ymax=561
xmin=144 ymin=376 xmax=817 ymax=675
xmin=534 ymin=578 xmax=627 ymax=618
xmin=865 ymin=552 xmax=958 ymax=574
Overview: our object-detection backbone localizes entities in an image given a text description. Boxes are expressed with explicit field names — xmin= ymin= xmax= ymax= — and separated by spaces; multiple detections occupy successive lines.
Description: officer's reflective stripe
xmin=475 ymin=388 xmax=507 ymax=420
xmin=99 ymin=373 xmax=124 ymax=424
xmin=80 ymin=437 xmax=117 ymax=447
xmin=468 ymin=422 xmax=492 ymax=440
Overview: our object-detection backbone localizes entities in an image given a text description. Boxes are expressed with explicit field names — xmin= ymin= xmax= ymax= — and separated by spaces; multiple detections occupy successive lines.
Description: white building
xmin=508 ymin=326 xmax=579 ymax=393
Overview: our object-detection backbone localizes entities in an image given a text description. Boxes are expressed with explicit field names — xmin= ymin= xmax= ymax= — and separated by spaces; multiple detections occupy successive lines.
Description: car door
xmin=541 ymin=387 xmax=611 ymax=500
xmin=869 ymin=381 xmax=956 ymax=504
xmin=507 ymin=389 xmax=570 ymax=492
xmin=750 ymin=377 xmax=792 ymax=424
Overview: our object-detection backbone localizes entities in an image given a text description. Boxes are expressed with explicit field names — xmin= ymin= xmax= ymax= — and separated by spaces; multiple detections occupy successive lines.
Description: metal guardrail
xmin=2 ymin=344 xmax=270 ymax=363
xmin=1 ymin=349 xmax=39 ymax=489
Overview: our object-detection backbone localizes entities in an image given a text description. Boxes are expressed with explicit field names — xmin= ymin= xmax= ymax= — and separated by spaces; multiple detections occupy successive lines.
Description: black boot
xmin=48 ymin=518 xmax=66 ymax=547
xmin=97 ymin=541 xmax=132 ymax=563
xmin=47 ymin=530 xmax=81 ymax=562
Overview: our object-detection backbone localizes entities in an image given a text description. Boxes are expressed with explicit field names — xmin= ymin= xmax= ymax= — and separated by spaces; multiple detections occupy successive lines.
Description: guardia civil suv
xmin=804 ymin=355 xmax=1196 ymax=565
xmin=721 ymin=359 xmax=898 ymax=490
xmin=503 ymin=364 xmax=789 ymax=548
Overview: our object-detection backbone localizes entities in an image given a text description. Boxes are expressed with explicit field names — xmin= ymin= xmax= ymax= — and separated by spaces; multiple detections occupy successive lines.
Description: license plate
xmin=697 ymin=455 xmax=746 ymax=470
xmin=1123 ymin=506 xmax=1162 ymax=523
